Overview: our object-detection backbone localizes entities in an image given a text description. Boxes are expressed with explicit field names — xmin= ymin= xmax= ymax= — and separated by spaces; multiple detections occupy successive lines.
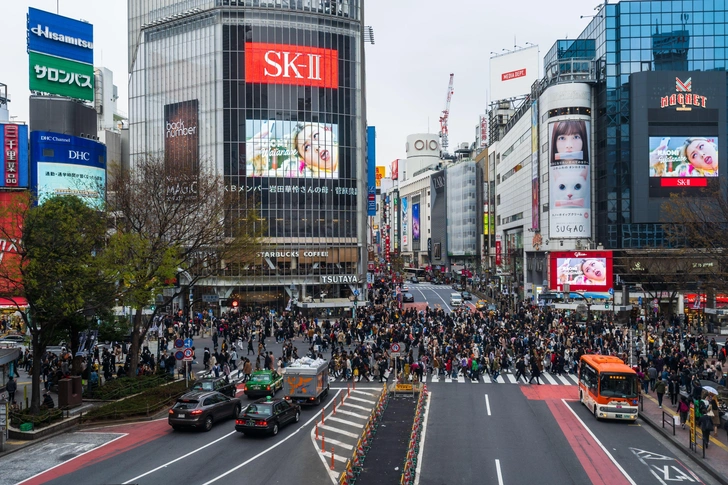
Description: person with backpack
xmin=655 ymin=378 xmax=667 ymax=408
xmin=677 ymin=396 xmax=690 ymax=429
xmin=699 ymin=411 xmax=714 ymax=449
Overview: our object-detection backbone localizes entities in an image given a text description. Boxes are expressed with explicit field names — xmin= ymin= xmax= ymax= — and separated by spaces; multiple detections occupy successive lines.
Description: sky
xmin=5 ymin=0 xmax=601 ymax=170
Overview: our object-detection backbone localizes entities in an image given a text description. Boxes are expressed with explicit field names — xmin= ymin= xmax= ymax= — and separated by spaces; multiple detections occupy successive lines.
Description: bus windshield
xmin=599 ymin=373 xmax=638 ymax=398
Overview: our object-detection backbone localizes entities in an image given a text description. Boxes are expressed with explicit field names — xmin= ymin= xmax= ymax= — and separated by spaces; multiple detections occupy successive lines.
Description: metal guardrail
xmin=662 ymin=410 xmax=676 ymax=436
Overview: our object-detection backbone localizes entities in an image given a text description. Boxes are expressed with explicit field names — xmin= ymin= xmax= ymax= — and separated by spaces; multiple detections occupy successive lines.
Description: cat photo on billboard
xmin=553 ymin=168 xmax=587 ymax=208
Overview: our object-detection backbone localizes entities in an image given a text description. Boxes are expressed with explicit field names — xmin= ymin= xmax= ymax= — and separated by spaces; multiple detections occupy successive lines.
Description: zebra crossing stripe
xmin=482 ymin=374 xmax=491 ymax=383
xmin=457 ymin=375 xmax=465 ymax=383
xmin=505 ymin=374 xmax=517 ymax=384
xmin=555 ymin=374 xmax=574 ymax=385
xmin=542 ymin=373 xmax=559 ymax=385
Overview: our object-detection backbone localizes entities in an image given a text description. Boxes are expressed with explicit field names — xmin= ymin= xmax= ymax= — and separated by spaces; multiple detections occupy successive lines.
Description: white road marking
xmin=457 ymin=375 xmax=465 ymax=383
xmin=542 ymin=373 xmax=559 ymax=385
xmin=413 ymin=391 xmax=432 ymax=485
xmin=482 ymin=374 xmax=491 ymax=383
xmin=326 ymin=416 xmax=364 ymax=428
xmin=318 ymin=423 xmax=360 ymax=439
xmin=485 ymin=394 xmax=491 ymax=416
xmin=317 ymin=436 xmax=354 ymax=450
xmin=351 ymin=389 xmax=377 ymax=396
xmin=561 ymin=399 xmax=638 ymax=485
xmin=340 ymin=402 xmax=370 ymax=412
xmin=335 ymin=409 xmax=369 ymax=420
xmin=505 ymin=373 xmax=517 ymax=384
xmin=320 ymin=450 xmax=348 ymax=463
xmin=555 ymin=374 xmax=573 ymax=385
xmin=201 ymin=390 xmax=343 ymax=485
xmin=496 ymin=459 xmax=504 ymax=485
xmin=347 ymin=396 xmax=377 ymax=404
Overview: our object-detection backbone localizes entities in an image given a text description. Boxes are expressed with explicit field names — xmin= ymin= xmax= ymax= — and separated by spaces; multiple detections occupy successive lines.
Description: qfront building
xmin=129 ymin=1 xmax=366 ymax=309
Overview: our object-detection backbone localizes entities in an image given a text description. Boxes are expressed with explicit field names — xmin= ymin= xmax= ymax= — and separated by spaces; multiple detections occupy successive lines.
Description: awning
xmin=0 ymin=347 xmax=21 ymax=366
xmin=0 ymin=297 xmax=27 ymax=309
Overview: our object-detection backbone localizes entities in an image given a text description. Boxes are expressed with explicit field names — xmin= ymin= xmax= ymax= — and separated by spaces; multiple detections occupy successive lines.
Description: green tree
xmin=105 ymin=155 xmax=265 ymax=377
xmin=0 ymin=195 xmax=108 ymax=412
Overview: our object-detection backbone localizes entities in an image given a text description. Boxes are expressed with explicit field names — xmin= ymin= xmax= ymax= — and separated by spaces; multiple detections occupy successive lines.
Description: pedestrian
xmin=655 ymin=378 xmax=667 ymax=408
xmin=668 ymin=375 xmax=680 ymax=406
xmin=515 ymin=356 xmax=527 ymax=383
xmin=6 ymin=376 xmax=17 ymax=403
xmin=677 ymin=396 xmax=689 ymax=429
xmin=529 ymin=357 xmax=541 ymax=385
xmin=699 ymin=411 xmax=714 ymax=449
xmin=647 ymin=364 xmax=657 ymax=392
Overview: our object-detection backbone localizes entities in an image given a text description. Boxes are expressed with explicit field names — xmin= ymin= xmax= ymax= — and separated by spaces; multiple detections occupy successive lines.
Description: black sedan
xmin=235 ymin=397 xmax=301 ymax=436
xmin=168 ymin=391 xmax=241 ymax=432
xmin=461 ymin=291 xmax=473 ymax=301
xmin=402 ymin=292 xmax=415 ymax=303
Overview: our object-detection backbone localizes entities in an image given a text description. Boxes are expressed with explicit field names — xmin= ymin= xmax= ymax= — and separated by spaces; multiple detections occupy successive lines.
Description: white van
xmin=450 ymin=293 xmax=463 ymax=307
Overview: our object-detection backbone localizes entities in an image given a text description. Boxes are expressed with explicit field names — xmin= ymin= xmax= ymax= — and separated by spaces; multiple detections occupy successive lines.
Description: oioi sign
xmin=29 ymin=52 xmax=94 ymax=101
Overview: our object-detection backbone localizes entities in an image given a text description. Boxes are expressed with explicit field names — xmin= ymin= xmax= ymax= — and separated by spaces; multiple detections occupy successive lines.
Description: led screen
xmin=246 ymin=120 xmax=339 ymax=179
xmin=649 ymin=136 xmax=718 ymax=179
xmin=549 ymin=250 xmax=613 ymax=292
xmin=412 ymin=202 xmax=420 ymax=242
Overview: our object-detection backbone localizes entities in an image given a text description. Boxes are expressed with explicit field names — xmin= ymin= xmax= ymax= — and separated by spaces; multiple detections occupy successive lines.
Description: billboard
xmin=27 ymin=8 xmax=94 ymax=65
xmin=548 ymin=120 xmax=591 ymax=239
xmin=530 ymin=99 xmax=539 ymax=231
xmin=489 ymin=46 xmax=539 ymax=102
xmin=0 ymin=192 xmax=27 ymax=295
xmin=245 ymin=120 xmax=339 ymax=178
xmin=391 ymin=159 xmax=399 ymax=180
xmin=549 ymin=250 xmax=613 ymax=292
xmin=164 ymin=100 xmax=199 ymax=174
xmin=648 ymin=136 xmax=718 ymax=194
xmin=479 ymin=115 xmax=488 ymax=148
xmin=375 ymin=166 xmax=386 ymax=187
xmin=1 ymin=124 xmax=29 ymax=188
xmin=30 ymin=131 xmax=106 ymax=209
xmin=245 ymin=43 xmax=338 ymax=89
xmin=29 ymin=52 xmax=94 ymax=101
xmin=367 ymin=126 xmax=376 ymax=216
xmin=402 ymin=196 xmax=408 ymax=247
xmin=412 ymin=202 xmax=420 ymax=242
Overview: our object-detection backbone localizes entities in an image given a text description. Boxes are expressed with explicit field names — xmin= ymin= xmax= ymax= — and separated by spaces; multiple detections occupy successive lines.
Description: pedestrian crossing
xmin=327 ymin=371 xmax=579 ymax=386
xmin=408 ymin=284 xmax=454 ymax=290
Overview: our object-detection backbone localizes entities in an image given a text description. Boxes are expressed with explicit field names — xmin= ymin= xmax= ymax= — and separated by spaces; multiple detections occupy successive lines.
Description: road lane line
xmin=485 ymin=394 xmax=491 ymax=416
xmin=560 ymin=398 xmax=637 ymax=485
xmin=321 ymin=450 xmax=348 ymax=463
xmin=202 ymin=389 xmax=343 ymax=485
xmin=319 ymin=423 xmax=360 ymax=439
xmin=318 ymin=436 xmax=354 ymax=450
xmin=495 ymin=459 xmax=504 ymax=485
xmin=326 ymin=416 xmax=364 ymax=428
xmin=340 ymin=402 xmax=370 ymax=411
xmin=413 ymin=391 xmax=432 ymax=485
xmin=16 ymin=433 xmax=128 ymax=485
xmin=351 ymin=389 xmax=377 ymax=396
xmin=335 ymin=409 xmax=369 ymax=420
xmin=122 ymin=431 xmax=236 ymax=484
xmin=347 ymin=396 xmax=377 ymax=404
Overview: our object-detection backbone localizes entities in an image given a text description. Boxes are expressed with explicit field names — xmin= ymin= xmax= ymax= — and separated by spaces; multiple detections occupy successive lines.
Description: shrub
xmin=83 ymin=380 xmax=188 ymax=421
xmin=10 ymin=408 xmax=64 ymax=429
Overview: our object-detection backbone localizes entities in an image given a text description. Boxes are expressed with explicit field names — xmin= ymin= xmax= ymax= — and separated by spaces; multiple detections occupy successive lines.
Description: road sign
xmin=605 ymin=303 xmax=610 ymax=309
xmin=202 ymin=294 xmax=218 ymax=303
xmin=608 ymin=288 xmax=614 ymax=295
xmin=184 ymin=338 xmax=193 ymax=348
xmin=175 ymin=350 xmax=184 ymax=360
xmin=638 ymin=296 xmax=642 ymax=305
xmin=174 ymin=338 xmax=184 ymax=349
xmin=391 ymin=343 xmax=401 ymax=352
xmin=354 ymin=289 xmax=360 ymax=297
xmin=183 ymin=348 xmax=193 ymax=361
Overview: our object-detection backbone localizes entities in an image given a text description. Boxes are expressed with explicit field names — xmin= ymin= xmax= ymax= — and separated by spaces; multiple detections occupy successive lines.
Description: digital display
xmin=245 ymin=120 xmax=339 ymax=179
xmin=549 ymin=250 xmax=613 ymax=292
xmin=649 ymin=136 xmax=718 ymax=178
xmin=164 ymin=100 xmax=199 ymax=174
xmin=412 ymin=202 xmax=420 ymax=242
xmin=245 ymin=42 xmax=339 ymax=89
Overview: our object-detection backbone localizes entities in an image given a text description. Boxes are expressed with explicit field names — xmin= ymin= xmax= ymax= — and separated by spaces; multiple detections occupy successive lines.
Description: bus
xmin=403 ymin=267 xmax=426 ymax=282
xmin=578 ymin=355 xmax=639 ymax=421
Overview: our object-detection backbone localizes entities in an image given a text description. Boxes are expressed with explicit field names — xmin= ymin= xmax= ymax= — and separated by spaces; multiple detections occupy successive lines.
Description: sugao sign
xmin=245 ymin=43 xmax=338 ymax=89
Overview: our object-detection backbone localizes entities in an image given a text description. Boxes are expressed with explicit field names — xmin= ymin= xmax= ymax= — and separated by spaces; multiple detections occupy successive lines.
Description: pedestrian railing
xmin=661 ymin=410 xmax=676 ymax=436
xmin=400 ymin=384 xmax=428 ymax=485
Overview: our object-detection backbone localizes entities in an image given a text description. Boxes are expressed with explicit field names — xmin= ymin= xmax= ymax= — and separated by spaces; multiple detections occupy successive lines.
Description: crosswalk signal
xmin=232 ymin=300 xmax=239 ymax=308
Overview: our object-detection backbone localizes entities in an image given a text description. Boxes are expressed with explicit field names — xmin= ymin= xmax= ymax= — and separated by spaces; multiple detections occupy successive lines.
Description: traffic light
xmin=232 ymin=300 xmax=239 ymax=308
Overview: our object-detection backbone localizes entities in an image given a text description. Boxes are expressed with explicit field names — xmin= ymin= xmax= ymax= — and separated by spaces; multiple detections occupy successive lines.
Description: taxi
xmin=475 ymin=300 xmax=487 ymax=311
xmin=244 ymin=369 xmax=283 ymax=398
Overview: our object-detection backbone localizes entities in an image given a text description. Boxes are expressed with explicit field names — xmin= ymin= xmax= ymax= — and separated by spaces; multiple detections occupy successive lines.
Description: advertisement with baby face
xmin=245 ymin=120 xmax=339 ymax=179
xmin=548 ymin=119 xmax=591 ymax=239
xmin=648 ymin=136 xmax=718 ymax=195
xmin=549 ymin=250 xmax=613 ymax=292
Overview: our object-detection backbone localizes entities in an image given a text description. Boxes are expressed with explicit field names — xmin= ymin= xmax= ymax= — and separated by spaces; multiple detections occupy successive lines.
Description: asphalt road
xmin=5 ymin=284 xmax=718 ymax=485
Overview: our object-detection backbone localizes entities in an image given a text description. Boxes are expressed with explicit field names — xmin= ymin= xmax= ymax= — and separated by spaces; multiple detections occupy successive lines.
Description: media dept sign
xmin=27 ymin=8 xmax=94 ymax=101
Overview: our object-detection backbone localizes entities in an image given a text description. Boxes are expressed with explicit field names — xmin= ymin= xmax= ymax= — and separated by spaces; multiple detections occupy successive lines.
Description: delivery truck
xmin=283 ymin=357 xmax=330 ymax=406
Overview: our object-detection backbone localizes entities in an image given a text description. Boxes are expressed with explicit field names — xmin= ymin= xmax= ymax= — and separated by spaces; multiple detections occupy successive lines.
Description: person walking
xmin=515 ymin=356 xmax=527 ymax=383
xmin=6 ymin=376 xmax=17 ymax=403
xmin=529 ymin=356 xmax=542 ymax=385
xmin=647 ymin=364 xmax=658 ymax=392
xmin=668 ymin=375 xmax=680 ymax=406
xmin=677 ymin=396 xmax=690 ymax=429
xmin=655 ymin=378 xmax=667 ymax=408
xmin=699 ymin=411 xmax=714 ymax=449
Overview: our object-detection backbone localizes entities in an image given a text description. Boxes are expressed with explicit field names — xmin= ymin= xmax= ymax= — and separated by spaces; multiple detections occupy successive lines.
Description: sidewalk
xmin=638 ymin=390 xmax=728 ymax=485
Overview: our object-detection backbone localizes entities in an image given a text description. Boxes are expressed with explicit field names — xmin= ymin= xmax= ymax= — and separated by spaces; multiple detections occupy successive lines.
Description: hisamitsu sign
xmin=27 ymin=7 xmax=94 ymax=65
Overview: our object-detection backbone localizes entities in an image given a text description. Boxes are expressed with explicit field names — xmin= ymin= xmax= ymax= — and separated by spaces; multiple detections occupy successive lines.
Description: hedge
xmin=83 ymin=380 xmax=188 ymax=421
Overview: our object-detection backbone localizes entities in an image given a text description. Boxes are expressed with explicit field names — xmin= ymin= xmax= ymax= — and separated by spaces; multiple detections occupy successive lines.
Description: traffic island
xmin=355 ymin=390 xmax=419 ymax=485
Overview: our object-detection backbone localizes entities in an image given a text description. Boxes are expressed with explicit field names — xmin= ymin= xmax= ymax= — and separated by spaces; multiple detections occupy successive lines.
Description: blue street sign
xmin=270 ymin=310 xmax=276 ymax=315
xmin=175 ymin=350 xmax=184 ymax=360
xmin=354 ymin=290 xmax=360 ymax=297
xmin=638 ymin=296 xmax=642 ymax=305
xmin=184 ymin=338 xmax=193 ymax=348
xmin=608 ymin=288 xmax=614 ymax=295
xmin=174 ymin=338 xmax=184 ymax=349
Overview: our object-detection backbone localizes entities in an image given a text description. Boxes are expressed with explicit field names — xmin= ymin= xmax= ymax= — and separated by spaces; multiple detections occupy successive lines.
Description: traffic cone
xmin=333 ymin=400 xmax=337 ymax=415
xmin=346 ymin=465 xmax=355 ymax=482
xmin=321 ymin=431 xmax=326 ymax=453
xmin=367 ymin=425 xmax=373 ymax=442
xmin=321 ymin=408 xmax=325 ymax=425
xmin=315 ymin=423 xmax=319 ymax=440
xmin=330 ymin=447 xmax=335 ymax=470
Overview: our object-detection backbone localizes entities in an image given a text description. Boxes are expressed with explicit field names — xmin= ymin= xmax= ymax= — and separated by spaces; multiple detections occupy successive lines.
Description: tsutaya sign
xmin=258 ymin=250 xmax=329 ymax=258
xmin=245 ymin=43 xmax=339 ymax=89
xmin=660 ymin=77 xmax=707 ymax=110
xmin=320 ymin=275 xmax=358 ymax=284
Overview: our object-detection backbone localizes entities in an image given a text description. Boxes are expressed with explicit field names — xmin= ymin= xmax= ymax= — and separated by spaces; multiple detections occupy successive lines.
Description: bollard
xmin=330 ymin=447 xmax=335 ymax=470
xmin=321 ymin=431 xmax=326 ymax=453
xmin=341 ymin=393 xmax=345 ymax=407
xmin=333 ymin=400 xmax=337 ymax=415
xmin=348 ymin=386 xmax=351 ymax=397
xmin=321 ymin=408 xmax=325 ymax=425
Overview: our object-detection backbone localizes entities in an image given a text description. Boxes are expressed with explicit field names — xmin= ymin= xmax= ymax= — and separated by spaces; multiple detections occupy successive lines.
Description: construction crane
xmin=439 ymin=73 xmax=454 ymax=152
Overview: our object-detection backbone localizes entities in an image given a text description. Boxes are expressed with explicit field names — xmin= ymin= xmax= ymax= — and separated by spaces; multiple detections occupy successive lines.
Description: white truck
xmin=283 ymin=357 xmax=330 ymax=406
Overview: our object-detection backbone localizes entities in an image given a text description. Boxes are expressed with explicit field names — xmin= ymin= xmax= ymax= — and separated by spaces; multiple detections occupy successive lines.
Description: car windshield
xmin=194 ymin=382 xmax=214 ymax=391
xmin=600 ymin=374 xmax=638 ymax=398
xmin=251 ymin=374 xmax=270 ymax=382
xmin=173 ymin=401 xmax=199 ymax=410
xmin=246 ymin=404 xmax=273 ymax=416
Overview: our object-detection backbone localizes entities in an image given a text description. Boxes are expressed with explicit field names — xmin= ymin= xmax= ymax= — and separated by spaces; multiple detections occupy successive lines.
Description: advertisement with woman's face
xmin=412 ymin=202 xmax=420 ymax=242
xmin=549 ymin=250 xmax=613 ymax=292
xmin=549 ymin=120 xmax=591 ymax=239
xmin=245 ymin=120 xmax=339 ymax=178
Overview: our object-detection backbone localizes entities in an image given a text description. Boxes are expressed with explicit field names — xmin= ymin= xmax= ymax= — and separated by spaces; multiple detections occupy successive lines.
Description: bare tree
xmin=104 ymin=155 xmax=264 ymax=377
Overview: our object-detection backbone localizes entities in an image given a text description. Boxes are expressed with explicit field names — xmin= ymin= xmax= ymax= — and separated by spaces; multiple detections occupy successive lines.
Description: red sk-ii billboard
xmin=245 ymin=43 xmax=338 ymax=89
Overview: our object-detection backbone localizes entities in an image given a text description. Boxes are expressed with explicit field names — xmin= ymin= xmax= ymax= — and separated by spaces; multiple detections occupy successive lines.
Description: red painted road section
xmin=521 ymin=385 xmax=630 ymax=485
xmin=22 ymin=420 xmax=171 ymax=485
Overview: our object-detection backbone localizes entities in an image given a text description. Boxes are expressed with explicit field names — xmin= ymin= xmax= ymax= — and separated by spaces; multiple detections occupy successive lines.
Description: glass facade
xmin=129 ymin=1 xmax=365 ymax=307
xmin=446 ymin=161 xmax=477 ymax=257
xmin=569 ymin=0 xmax=728 ymax=248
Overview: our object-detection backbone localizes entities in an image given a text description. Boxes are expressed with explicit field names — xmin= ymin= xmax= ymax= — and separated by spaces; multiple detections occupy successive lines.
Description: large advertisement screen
xmin=1 ymin=124 xmax=29 ymax=188
xmin=164 ymin=100 xmax=199 ymax=174
xmin=531 ymin=99 xmax=539 ymax=231
xmin=549 ymin=250 xmax=613 ymax=292
xmin=27 ymin=7 xmax=94 ymax=65
xmin=412 ymin=202 xmax=420 ymax=242
xmin=489 ymin=46 xmax=539 ymax=102
xmin=401 ymin=196 xmax=408 ymax=247
xmin=548 ymin=120 xmax=591 ymax=239
xmin=30 ymin=131 xmax=106 ymax=209
xmin=245 ymin=120 xmax=339 ymax=179
xmin=649 ymin=136 xmax=718 ymax=193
